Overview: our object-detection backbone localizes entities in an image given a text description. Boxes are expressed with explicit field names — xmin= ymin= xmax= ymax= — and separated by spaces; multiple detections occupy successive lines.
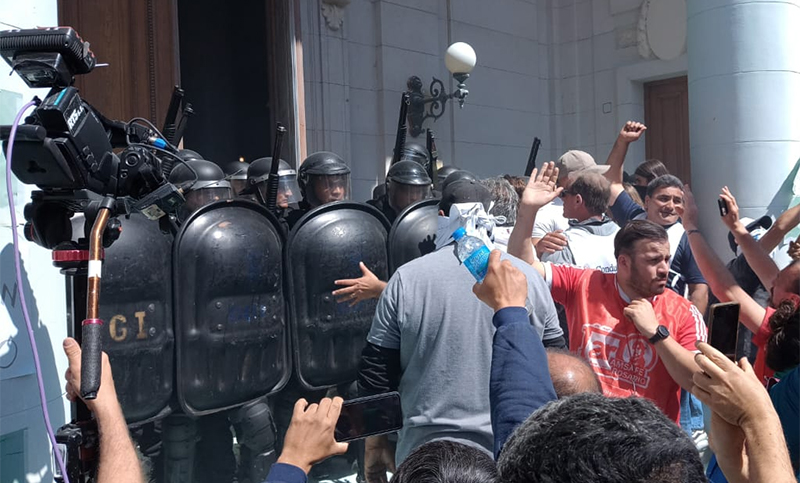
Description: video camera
xmin=0 ymin=27 xmax=187 ymax=247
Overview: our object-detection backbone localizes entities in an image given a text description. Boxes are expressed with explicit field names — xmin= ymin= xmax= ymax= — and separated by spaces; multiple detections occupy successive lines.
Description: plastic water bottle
xmin=453 ymin=227 xmax=491 ymax=283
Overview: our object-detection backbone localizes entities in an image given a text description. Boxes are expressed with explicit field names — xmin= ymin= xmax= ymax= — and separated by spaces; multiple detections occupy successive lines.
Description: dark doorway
xmin=644 ymin=76 xmax=691 ymax=182
xmin=177 ymin=0 xmax=273 ymax=166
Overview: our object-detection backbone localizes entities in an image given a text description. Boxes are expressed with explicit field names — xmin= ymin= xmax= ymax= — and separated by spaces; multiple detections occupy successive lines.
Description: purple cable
xmin=5 ymin=99 xmax=71 ymax=483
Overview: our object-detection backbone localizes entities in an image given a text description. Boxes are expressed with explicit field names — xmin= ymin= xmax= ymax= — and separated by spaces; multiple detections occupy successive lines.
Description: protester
xmin=605 ymin=122 xmax=708 ymax=315
xmin=540 ymin=171 xmax=619 ymax=272
xmin=679 ymin=185 xmax=800 ymax=379
xmin=632 ymin=158 xmax=669 ymax=200
xmin=472 ymin=251 xmax=707 ymax=482
xmin=532 ymin=149 xmax=610 ymax=260
xmin=357 ymin=179 xmax=564 ymax=482
xmin=507 ymin=163 xmax=706 ymax=424
xmin=481 ymin=176 xmax=519 ymax=252
xmin=545 ymin=349 xmax=602 ymax=398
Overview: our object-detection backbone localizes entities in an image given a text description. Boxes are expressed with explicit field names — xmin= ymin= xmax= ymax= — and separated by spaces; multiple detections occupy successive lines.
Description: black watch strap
xmin=648 ymin=325 xmax=670 ymax=344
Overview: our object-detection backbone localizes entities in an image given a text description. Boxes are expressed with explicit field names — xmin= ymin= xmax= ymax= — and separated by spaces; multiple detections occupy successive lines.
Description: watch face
xmin=658 ymin=326 xmax=670 ymax=338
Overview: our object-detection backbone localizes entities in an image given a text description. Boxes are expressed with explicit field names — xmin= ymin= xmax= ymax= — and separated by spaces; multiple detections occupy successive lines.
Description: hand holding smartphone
xmin=335 ymin=392 xmax=403 ymax=442
xmin=718 ymin=198 xmax=729 ymax=217
xmin=707 ymin=302 xmax=740 ymax=360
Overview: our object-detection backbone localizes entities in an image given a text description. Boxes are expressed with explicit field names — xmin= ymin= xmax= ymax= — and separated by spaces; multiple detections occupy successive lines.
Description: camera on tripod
xmin=0 ymin=27 xmax=186 ymax=247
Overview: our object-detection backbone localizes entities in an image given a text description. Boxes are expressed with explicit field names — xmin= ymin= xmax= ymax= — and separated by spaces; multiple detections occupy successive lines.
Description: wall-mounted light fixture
xmin=406 ymin=42 xmax=477 ymax=138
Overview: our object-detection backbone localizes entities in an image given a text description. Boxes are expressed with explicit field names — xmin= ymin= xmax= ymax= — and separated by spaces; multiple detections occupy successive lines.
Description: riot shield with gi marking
xmin=287 ymin=201 xmax=390 ymax=391
xmin=173 ymin=199 xmax=290 ymax=416
xmin=388 ymin=198 xmax=439 ymax=275
xmin=99 ymin=213 xmax=174 ymax=424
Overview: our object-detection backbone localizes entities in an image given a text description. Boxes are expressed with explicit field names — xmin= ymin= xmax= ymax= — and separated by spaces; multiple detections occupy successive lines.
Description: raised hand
xmin=618 ymin=121 xmax=647 ymax=144
xmin=520 ymin=161 xmax=563 ymax=209
xmin=691 ymin=342 xmax=773 ymax=428
xmin=719 ymin=186 xmax=742 ymax=233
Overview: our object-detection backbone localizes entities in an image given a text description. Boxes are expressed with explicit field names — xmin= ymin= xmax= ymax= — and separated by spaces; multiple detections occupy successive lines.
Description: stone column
xmin=687 ymin=0 xmax=800 ymax=257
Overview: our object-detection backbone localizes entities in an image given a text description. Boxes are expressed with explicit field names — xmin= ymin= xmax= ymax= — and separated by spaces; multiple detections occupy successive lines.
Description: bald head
xmin=546 ymin=349 xmax=602 ymax=398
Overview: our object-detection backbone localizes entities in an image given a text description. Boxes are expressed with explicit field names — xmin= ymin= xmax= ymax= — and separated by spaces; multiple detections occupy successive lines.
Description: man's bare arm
xmin=687 ymin=283 xmax=709 ymax=315
xmin=604 ymin=121 xmax=646 ymax=205
xmin=719 ymin=187 xmax=782 ymax=289
xmin=624 ymin=300 xmax=698 ymax=391
xmin=508 ymin=162 xmax=563 ymax=276
xmin=759 ymin=202 xmax=800 ymax=254
xmin=679 ymin=187 xmax=766 ymax=333
xmin=63 ymin=338 xmax=144 ymax=483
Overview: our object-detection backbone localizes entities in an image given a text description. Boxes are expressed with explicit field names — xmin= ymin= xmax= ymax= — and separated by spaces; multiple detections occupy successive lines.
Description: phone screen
xmin=708 ymin=302 xmax=740 ymax=360
xmin=335 ymin=392 xmax=403 ymax=442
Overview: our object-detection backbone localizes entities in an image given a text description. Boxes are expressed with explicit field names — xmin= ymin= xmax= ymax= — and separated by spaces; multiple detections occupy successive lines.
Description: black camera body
xmin=0 ymin=27 xmax=185 ymax=248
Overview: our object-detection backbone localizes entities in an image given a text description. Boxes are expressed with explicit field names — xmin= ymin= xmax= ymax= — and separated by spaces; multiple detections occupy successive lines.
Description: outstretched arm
xmin=508 ymin=162 xmax=563 ymax=272
xmin=719 ymin=187 xmax=781 ymax=290
xmin=472 ymin=250 xmax=557 ymax=457
xmin=604 ymin=121 xmax=646 ymax=205
xmin=679 ymin=186 xmax=766 ymax=333
xmin=759 ymin=202 xmax=800 ymax=256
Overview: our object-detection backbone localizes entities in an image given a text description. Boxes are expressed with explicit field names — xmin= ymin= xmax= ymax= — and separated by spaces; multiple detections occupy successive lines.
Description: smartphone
xmin=335 ymin=392 xmax=403 ymax=442
xmin=718 ymin=198 xmax=729 ymax=217
xmin=708 ymin=302 xmax=740 ymax=360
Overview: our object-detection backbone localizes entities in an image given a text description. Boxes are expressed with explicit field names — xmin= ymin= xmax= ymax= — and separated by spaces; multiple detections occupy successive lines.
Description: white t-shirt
xmin=531 ymin=198 xmax=570 ymax=238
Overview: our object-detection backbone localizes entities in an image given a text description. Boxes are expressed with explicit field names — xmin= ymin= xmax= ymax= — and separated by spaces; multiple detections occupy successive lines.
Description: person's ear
xmin=575 ymin=194 xmax=583 ymax=205
xmin=438 ymin=210 xmax=445 ymax=216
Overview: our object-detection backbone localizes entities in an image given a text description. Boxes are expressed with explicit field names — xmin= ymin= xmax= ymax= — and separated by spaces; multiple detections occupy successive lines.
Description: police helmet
xmin=168 ymin=159 xmax=232 ymax=221
xmin=399 ymin=143 xmax=431 ymax=169
xmin=298 ymin=151 xmax=351 ymax=207
xmin=437 ymin=165 xmax=459 ymax=185
xmin=222 ymin=160 xmax=250 ymax=197
xmin=246 ymin=157 xmax=301 ymax=208
xmin=386 ymin=161 xmax=432 ymax=213
xmin=440 ymin=170 xmax=478 ymax=194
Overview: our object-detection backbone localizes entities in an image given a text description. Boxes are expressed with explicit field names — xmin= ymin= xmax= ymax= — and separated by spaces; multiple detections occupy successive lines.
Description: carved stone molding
xmin=321 ymin=0 xmax=350 ymax=31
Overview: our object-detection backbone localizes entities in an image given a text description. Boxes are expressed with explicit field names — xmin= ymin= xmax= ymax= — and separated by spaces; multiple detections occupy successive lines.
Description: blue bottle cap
xmin=452 ymin=227 xmax=466 ymax=240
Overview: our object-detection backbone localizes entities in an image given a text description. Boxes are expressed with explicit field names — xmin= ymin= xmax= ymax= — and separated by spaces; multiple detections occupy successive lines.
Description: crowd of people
xmin=60 ymin=121 xmax=799 ymax=483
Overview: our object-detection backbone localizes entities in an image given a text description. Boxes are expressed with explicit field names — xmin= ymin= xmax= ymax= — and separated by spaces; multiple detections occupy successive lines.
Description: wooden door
xmin=644 ymin=76 xmax=691 ymax=182
xmin=58 ymin=0 xmax=180 ymax=128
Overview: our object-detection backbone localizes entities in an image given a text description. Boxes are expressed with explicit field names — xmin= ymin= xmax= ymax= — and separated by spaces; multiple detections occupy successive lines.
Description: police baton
xmin=265 ymin=123 xmax=287 ymax=214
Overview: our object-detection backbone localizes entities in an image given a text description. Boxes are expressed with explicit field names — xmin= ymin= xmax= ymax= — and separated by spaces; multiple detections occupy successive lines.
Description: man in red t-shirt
xmin=508 ymin=163 xmax=707 ymax=424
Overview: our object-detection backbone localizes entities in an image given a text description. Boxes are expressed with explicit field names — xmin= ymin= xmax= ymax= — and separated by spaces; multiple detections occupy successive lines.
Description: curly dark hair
xmin=766 ymin=298 xmax=800 ymax=372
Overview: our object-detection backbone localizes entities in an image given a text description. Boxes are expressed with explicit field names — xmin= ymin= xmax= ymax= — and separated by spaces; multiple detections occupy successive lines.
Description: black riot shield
xmin=287 ymin=201 xmax=390 ymax=391
xmin=99 ymin=213 xmax=174 ymax=424
xmin=173 ymin=199 xmax=290 ymax=416
xmin=388 ymin=198 xmax=439 ymax=275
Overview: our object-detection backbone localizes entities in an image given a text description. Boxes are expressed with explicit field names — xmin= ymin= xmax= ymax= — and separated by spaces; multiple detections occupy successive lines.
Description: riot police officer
xmin=285 ymin=151 xmax=351 ymax=229
xmin=367 ymin=160 xmax=432 ymax=224
xmin=168 ymin=158 xmax=234 ymax=223
xmin=245 ymin=157 xmax=301 ymax=208
xmin=222 ymin=160 xmax=250 ymax=198
xmin=436 ymin=165 xmax=459 ymax=186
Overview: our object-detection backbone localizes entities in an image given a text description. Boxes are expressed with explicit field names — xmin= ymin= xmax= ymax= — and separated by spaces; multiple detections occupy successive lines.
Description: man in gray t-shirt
xmin=358 ymin=180 xmax=564 ymax=482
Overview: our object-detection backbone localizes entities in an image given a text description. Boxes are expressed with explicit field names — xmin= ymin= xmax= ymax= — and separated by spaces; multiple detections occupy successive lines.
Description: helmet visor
xmin=254 ymin=174 xmax=301 ymax=208
xmin=308 ymin=174 xmax=350 ymax=207
xmin=181 ymin=187 xmax=233 ymax=220
xmin=388 ymin=183 xmax=432 ymax=213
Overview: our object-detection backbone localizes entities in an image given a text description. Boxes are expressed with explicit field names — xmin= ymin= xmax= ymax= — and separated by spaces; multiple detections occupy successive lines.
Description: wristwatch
xmin=648 ymin=325 xmax=670 ymax=344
